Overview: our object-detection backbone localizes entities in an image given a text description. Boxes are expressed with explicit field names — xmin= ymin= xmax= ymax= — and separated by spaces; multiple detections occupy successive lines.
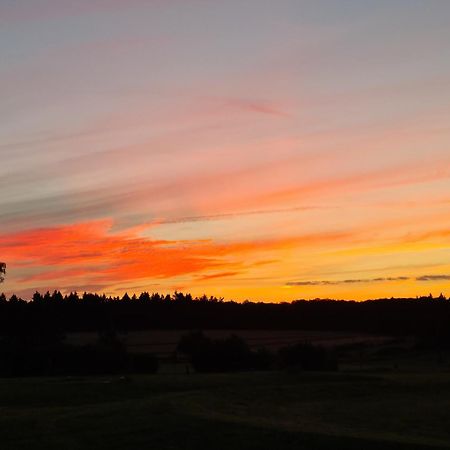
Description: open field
xmin=1 ymin=370 xmax=450 ymax=450
xmin=66 ymin=329 xmax=393 ymax=356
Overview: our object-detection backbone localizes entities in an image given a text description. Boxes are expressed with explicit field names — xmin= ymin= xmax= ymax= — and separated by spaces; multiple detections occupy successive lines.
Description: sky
xmin=1 ymin=0 xmax=449 ymax=301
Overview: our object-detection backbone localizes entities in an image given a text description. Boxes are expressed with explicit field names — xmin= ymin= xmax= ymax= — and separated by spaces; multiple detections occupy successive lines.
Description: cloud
xmin=0 ymin=145 xmax=322 ymax=232
xmin=287 ymin=273 xmax=450 ymax=286
xmin=158 ymin=205 xmax=325 ymax=225
xmin=2 ymin=220 xmax=223 ymax=284
xmin=256 ymin=158 xmax=450 ymax=208
xmin=416 ymin=275 xmax=450 ymax=282
xmin=1 ymin=219 xmax=351 ymax=292
xmin=287 ymin=276 xmax=410 ymax=286
xmin=222 ymin=98 xmax=290 ymax=117
xmin=198 ymin=271 xmax=241 ymax=281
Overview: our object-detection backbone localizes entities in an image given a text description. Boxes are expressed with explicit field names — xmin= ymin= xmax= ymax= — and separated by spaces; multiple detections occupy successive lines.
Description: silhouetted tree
xmin=32 ymin=291 xmax=43 ymax=303
xmin=67 ymin=291 xmax=80 ymax=303
xmin=52 ymin=290 xmax=64 ymax=303
xmin=0 ymin=262 xmax=5 ymax=283
xmin=139 ymin=292 xmax=150 ymax=302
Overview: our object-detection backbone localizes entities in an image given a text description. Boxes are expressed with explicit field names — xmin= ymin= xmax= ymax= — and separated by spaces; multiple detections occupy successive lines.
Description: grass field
xmin=66 ymin=329 xmax=392 ymax=356
xmin=1 ymin=369 xmax=450 ymax=450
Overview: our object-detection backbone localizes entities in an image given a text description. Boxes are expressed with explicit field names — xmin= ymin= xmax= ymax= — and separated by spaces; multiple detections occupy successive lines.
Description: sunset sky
xmin=1 ymin=0 xmax=449 ymax=301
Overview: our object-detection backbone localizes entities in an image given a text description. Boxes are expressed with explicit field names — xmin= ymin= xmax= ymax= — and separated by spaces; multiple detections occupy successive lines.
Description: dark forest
xmin=1 ymin=290 xmax=448 ymax=338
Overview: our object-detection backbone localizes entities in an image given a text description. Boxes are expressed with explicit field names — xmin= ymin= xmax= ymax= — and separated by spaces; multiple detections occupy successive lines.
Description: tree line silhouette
xmin=0 ymin=290 xmax=448 ymax=338
xmin=177 ymin=331 xmax=337 ymax=373
xmin=0 ymin=290 xmax=449 ymax=376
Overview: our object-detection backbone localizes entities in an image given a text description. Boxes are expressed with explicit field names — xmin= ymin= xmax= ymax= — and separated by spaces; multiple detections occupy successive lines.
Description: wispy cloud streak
xmin=416 ymin=275 xmax=450 ymax=282
xmin=287 ymin=277 xmax=410 ymax=286
xmin=287 ymin=275 xmax=450 ymax=286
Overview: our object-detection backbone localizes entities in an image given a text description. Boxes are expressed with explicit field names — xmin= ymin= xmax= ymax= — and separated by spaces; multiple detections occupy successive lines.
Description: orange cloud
xmin=198 ymin=271 xmax=241 ymax=281
xmin=1 ymin=219 xmax=352 ymax=292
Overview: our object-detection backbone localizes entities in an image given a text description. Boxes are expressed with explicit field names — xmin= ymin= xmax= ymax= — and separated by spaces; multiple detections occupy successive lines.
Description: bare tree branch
xmin=0 ymin=263 xmax=5 ymax=283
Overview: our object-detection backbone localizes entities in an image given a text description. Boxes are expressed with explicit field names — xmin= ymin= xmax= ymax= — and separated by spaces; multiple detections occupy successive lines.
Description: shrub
xmin=177 ymin=331 xmax=271 ymax=373
xmin=0 ymin=335 xmax=158 ymax=376
xmin=278 ymin=341 xmax=337 ymax=371
xmin=130 ymin=353 xmax=159 ymax=374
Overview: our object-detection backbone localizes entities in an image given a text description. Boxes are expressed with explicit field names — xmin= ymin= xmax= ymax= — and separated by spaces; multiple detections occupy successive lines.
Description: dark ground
xmin=1 ymin=368 xmax=450 ymax=450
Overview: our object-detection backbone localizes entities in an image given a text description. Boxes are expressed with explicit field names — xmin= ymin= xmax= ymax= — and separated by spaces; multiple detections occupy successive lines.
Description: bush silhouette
xmin=177 ymin=331 xmax=271 ymax=373
xmin=130 ymin=353 xmax=159 ymax=374
xmin=0 ymin=333 xmax=158 ymax=377
xmin=278 ymin=341 xmax=337 ymax=371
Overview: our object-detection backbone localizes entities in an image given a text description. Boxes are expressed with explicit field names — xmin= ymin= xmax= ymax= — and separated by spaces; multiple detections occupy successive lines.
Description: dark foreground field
xmin=1 ymin=370 xmax=450 ymax=450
